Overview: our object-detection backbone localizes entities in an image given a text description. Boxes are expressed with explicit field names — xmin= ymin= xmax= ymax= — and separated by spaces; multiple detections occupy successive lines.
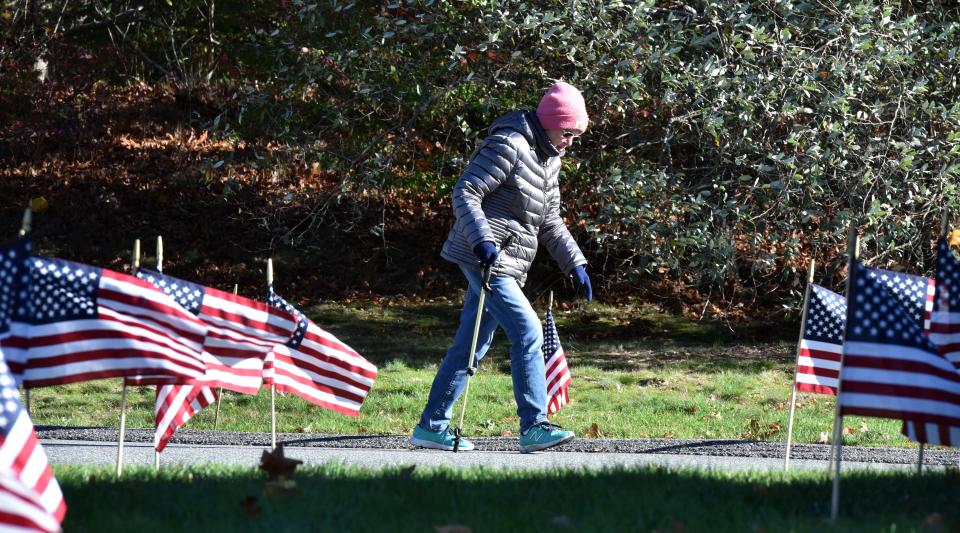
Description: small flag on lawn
xmin=132 ymin=269 xmax=296 ymax=452
xmin=796 ymin=284 xmax=845 ymax=395
xmin=543 ymin=308 xmax=571 ymax=414
xmin=263 ymin=286 xmax=377 ymax=416
xmin=135 ymin=269 xmax=297 ymax=394
xmin=904 ymin=237 xmax=960 ymax=446
xmin=4 ymin=256 xmax=207 ymax=388
xmin=0 ymin=356 xmax=65 ymax=523
xmin=838 ymin=261 xmax=960 ymax=431
xmin=153 ymin=384 xmax=217 ymax=453
xmin=0 ymin=239 xmax=65 ymax=525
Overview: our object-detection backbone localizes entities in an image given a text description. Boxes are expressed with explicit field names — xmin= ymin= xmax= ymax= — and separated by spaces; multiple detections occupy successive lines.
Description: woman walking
xmin=410 ymin=81 xmax=593 ymax=453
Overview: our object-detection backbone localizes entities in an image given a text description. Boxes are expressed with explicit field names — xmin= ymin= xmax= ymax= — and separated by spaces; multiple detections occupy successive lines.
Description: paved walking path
xmin=40 ymin=436 xmax=958 ymax=473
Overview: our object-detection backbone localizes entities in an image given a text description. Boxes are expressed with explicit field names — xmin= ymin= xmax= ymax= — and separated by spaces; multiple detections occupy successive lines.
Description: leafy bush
xmin=7 ymin=1 xmax=960 ymax=315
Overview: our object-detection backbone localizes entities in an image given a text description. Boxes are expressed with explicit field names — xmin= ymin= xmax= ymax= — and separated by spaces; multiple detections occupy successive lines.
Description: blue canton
xmin=0 ymin=239 xmax=30 ymax=335
xmin=847 ymin=261 xmax=936 ymax=351
xmin=864 ymin=265 xmax=931 ymax=327
xmin=17 ymin=256 xmax=99 ymax=325
xmin=136 ymin=269 xmax=204 ymax=315
xmin=804 ymin=284 xmax=846 ymax=344
xmin=936 ymin=238 xmax=960 ymax=310
xmin=542 ymin=309 xmax=561 ymax=359
xmin=0 ymin=355 xmax=24 ymax=436
xmin=268 ymin=285 xmax=307 ymax=348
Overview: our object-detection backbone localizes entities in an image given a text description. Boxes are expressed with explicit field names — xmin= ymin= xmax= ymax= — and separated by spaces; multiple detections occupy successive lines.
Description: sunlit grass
xmin=28 ymin=301 xmax=913 ymax=447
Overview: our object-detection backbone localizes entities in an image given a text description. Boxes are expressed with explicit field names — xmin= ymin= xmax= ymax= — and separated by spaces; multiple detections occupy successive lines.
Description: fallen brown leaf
xmin=586 ymin=422 xmax=604 ymax=438
xmin=259 ymin=445 xmax=303 ymax=481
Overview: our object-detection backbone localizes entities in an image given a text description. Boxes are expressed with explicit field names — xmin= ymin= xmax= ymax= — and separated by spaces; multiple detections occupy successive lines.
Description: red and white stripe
xmin=928 ymin=302 xmax=960 ymax=369
xmin=795 ymin=339 xmax=841 ymax=395
xmin=903 ymin=420 xmax=960 ymax=447
xmin=193 ymin=287 xmax=297 ymax=395
xmin=264 ymin=322 xmax=377 ymax=416
xmin=5 ymin=269 xmax=206 ymax=388
xmin=0 ymin=412 xmax=64 ymax=523
xmin=153 ymin=385 xmax=218 ymax=453
xmin=0 ymin=469 xmax=61 ymax=532
xmin=839 ymin=340 xmax=960 ymax=428
xmin=545 ymin=346 xmax=571 ymax=415
xmin=924 ymin=277 xmax=936 ymax=334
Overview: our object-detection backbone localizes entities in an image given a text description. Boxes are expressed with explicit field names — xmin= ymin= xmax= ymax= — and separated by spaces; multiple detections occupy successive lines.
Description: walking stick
xmin=452 ymin=232 xmax=517 ymax=453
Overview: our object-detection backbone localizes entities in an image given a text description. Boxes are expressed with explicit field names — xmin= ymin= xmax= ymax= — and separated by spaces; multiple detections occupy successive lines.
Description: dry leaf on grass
xmin=586 ymin=422 xmax=604 ymax=438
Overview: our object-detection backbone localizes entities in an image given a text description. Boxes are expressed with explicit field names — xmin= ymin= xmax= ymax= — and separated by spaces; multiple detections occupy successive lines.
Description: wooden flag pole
xmin=18 ymin=208 xmax=31 ymax=237
xmin=116 ymin=239 xmax=141 ymax=478
xmin=830 ymin=222 xmax=859 ymax=523
xmin=155 ymin=236 xmax=163 ymax=472
xmin=20 ymin=208 xmax=32 ymax=415
xmin=267 ymin=260 xmax=277 ymax=450
xmin=784 ymin=259 xmax=815 ymax=471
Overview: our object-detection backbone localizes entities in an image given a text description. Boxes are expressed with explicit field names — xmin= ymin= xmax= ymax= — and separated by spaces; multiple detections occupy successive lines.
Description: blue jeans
xmin=418 ymin=266 xmax=547 ymax=434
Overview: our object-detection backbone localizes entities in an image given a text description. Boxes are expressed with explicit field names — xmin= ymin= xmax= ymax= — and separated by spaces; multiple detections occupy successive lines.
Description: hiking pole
xmin=452 ymin=232 xmax=518 ymax=453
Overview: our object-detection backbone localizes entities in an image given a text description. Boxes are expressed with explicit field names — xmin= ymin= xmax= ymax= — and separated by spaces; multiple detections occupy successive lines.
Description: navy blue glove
xmin=473 ymin=241 xmax=499 ymax=267
xmin=572 ymin=265 xmax=593 ymax=301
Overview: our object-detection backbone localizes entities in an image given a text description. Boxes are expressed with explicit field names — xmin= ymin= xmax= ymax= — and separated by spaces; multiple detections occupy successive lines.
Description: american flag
xmin=796 ymin=284 xmax=845 ymax=395
xmin=134 ymin=270 xmax=296 ymax=452
xmin=903 ymin=237 xmax=960 ymax=446
xmin=838 ymin=261 xmax=960 ymax=431
xmin=0 ymin=468 xmax=62 ymax=533
xmin=0 ymin=240 xmax=64 ymax=525
xmin=153 ymin=385 xmax=217 ymax=453
xmin=0 ymin=357 xmax=65 ymax=524
xmin=3 ymin=257 xmax=207 ymax=388
xmin=543 ymin=309 xmax=571 ymax=414
xmin=263 ymin=286 xmax=377 ymax=416
xmin=135 ymin=270 xmax=297 ymax=394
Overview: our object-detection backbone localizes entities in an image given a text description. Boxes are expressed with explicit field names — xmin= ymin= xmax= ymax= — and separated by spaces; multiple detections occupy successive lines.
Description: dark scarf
xmin=525 ymin=111 xmax=561 ymax=159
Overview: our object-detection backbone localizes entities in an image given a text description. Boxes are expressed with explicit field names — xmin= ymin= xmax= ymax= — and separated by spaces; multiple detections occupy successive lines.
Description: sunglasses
xmin=561 ymin=130 xmax=582 ymax=139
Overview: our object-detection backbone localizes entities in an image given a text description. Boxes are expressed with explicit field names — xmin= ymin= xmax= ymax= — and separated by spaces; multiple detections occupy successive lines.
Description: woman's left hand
xmin=572 ymin=265 xmax=592 ymax=301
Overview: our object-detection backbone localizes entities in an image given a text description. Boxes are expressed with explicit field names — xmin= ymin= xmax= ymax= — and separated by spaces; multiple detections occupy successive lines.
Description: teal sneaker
xmin=519 ymin=422 xmax=574 ymax=453
xmin=409 ymin=425 xmax=475 ymax=451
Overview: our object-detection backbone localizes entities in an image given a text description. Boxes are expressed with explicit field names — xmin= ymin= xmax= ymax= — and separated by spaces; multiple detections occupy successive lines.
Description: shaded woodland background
xmin=3 ymin=1 xmax=960 ymax=321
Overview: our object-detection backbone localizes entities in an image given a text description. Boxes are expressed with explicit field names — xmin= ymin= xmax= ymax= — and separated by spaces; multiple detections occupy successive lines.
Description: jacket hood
xmin=488 ymin=111 xmax=561 ymax=159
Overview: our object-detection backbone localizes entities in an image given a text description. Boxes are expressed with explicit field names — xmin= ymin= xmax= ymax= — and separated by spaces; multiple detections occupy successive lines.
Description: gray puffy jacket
xmin=440 ymin=110 xmax=587 ymax=285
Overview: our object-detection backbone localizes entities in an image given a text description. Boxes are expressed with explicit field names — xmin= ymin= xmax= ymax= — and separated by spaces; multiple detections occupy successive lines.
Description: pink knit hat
xmin=536 ymin=82 xmax=589 ymax=132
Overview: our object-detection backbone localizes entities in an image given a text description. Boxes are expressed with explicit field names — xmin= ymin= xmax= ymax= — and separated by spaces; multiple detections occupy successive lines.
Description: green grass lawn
xmin=27 ymin=300 xmax=916 ymax=447
xmin=56 ymin=464 xmax=960 ymax=532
